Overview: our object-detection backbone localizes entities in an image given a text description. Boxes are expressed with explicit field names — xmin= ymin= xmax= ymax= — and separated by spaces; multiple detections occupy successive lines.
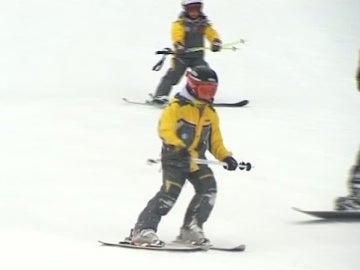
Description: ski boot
xmin=176 ymin=224 xmax=211 ymax=248
xmin=334 ymin=196 xmax=360 ymax=211
xmin=129 ymin=228 xmax=164 ymax=247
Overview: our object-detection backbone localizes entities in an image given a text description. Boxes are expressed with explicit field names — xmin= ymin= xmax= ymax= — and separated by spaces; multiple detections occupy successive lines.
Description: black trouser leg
xmin=153 ymin=58 xmax=188 ymax=97
xmin=349 ymin=147 xmax=360 ymax=197
xmin=135 ymin=166 xmax=188 ymax=231
xmin=182 ymin=166 xmax=217 ymax=229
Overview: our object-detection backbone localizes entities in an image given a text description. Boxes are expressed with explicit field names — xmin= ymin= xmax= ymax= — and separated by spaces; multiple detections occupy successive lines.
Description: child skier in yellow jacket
xmin=149 ymin=0 xmax=222 ymax=105
xmin=129 ymin=66 xmax=239 ymax=247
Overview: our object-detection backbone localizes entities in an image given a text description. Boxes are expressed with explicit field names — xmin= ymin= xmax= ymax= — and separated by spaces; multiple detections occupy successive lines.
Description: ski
xmin=170 ymin=240 xmax=246 ymax=252
xmin=98 ymin=240 xmax=203 ymax=252
xmin=122 ymin=98 xmax=166 ymax=108
xmin=211 ymin=244 xmax=246 ymax=252
xmin=98 ymin=240 xmax=245 ymax=252
xmin=292 ymin=207 xmax=360 ymax=219
xmin=122 ymin=97 xmax=249 ymax=108
xmin=213 ymin=100 xmax=249 ymax=107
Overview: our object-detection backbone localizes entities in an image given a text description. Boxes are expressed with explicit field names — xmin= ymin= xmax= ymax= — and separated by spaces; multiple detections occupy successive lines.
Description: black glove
xmin=161 ymin=145 xmax=190 ymax=171
xmin=174 ymin=42 xmax=186 ymax=55
xmin=223 ymin=156 xmax=238 ymax=171
xmin=211 ymin=39 xmax=222 ymax=52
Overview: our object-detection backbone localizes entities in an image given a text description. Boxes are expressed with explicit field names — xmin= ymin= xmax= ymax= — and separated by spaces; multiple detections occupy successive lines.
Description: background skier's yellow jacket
xmin=171 ymin=14 xmax=220 ymax=58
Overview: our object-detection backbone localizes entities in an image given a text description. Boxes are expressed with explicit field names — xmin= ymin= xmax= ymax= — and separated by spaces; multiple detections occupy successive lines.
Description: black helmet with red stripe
xmin=186 ymin=66 xmax=218 ymax=103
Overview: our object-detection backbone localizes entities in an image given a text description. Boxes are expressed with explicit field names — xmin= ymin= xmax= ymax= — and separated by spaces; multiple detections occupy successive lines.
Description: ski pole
xmin=185 ymin=39 xmax=246 ymax=53
xmin=185 ymin=46 xmax=239 ymax=53
xmin=152 ymin=47 xmax=172 ymax=71
xmin=153 ymin=39 xmax=246 ymax=71
xmin=154 ymin=39 xmax=246 ymax=55
xmin=147 ymin=158 xmax=252 ymax=171
xmin=191 ymin=158 xmax=252 ymax=171
xmin=224 ymin=39 xmax=246 ymax=46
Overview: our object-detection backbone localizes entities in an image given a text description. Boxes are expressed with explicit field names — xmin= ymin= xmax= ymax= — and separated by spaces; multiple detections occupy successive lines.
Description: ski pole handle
xmin=155 ymin=47 xmax=174 ymax=55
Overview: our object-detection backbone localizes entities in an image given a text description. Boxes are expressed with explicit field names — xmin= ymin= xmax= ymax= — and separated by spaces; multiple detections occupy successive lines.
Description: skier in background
xmin=334 ymin=49 xmax=360 ymax=210
xmin=128 ymin=66 xmax=240 ymax=246
xmin=148 ymin=0 xmax=222 ymax=105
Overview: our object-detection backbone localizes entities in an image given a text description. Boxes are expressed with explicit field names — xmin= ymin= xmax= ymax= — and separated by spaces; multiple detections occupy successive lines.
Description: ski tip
xmin=224 ymin=244 xmax=246 ymax=252
xmin=210 ymin=244 xmax=246 ymax=252
xmin=233 ymin=244 xmax=246 ymax=250
xmin=213 ymin=99 xmax=249 ymax=107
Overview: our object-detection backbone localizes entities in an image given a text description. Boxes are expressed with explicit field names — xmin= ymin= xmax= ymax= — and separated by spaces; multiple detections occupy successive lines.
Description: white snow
xmin=1 ymin=0 xmax=360 ymax=269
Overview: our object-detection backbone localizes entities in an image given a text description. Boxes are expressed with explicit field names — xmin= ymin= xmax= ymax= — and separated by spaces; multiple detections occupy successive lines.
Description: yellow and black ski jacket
xmin=158 ymin=94 xmax=232 ymax=172
xmin=171 ymin=12 xmax=220 ymax=59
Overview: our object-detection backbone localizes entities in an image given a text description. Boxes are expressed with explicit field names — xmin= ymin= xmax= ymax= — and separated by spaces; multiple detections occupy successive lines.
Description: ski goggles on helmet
xmin=187 ymin=72 xmax=218 ymax=102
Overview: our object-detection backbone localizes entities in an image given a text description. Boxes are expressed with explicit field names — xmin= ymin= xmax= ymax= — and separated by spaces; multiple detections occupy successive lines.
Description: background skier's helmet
xmin=181 ymin=0 xmax=203 ymax=12
xmin=186 ymin=66 xmax=218 ymax=102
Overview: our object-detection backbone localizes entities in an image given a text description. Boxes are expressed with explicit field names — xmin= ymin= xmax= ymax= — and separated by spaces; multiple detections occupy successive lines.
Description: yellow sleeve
xmin=209 ymin=111 xmax=232 ymax=161
xmin=158 ymin=103 xmax=186 ymax=147
xmin=204 ymin=24 xmax=220 ymax=43
xmin=171 ymin=20 xmax=185 ymax=45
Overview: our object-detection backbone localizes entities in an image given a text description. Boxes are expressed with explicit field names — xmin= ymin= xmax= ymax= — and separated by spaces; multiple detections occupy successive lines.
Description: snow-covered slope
xmin=1 ymin=1 xmax=360 ymax=269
